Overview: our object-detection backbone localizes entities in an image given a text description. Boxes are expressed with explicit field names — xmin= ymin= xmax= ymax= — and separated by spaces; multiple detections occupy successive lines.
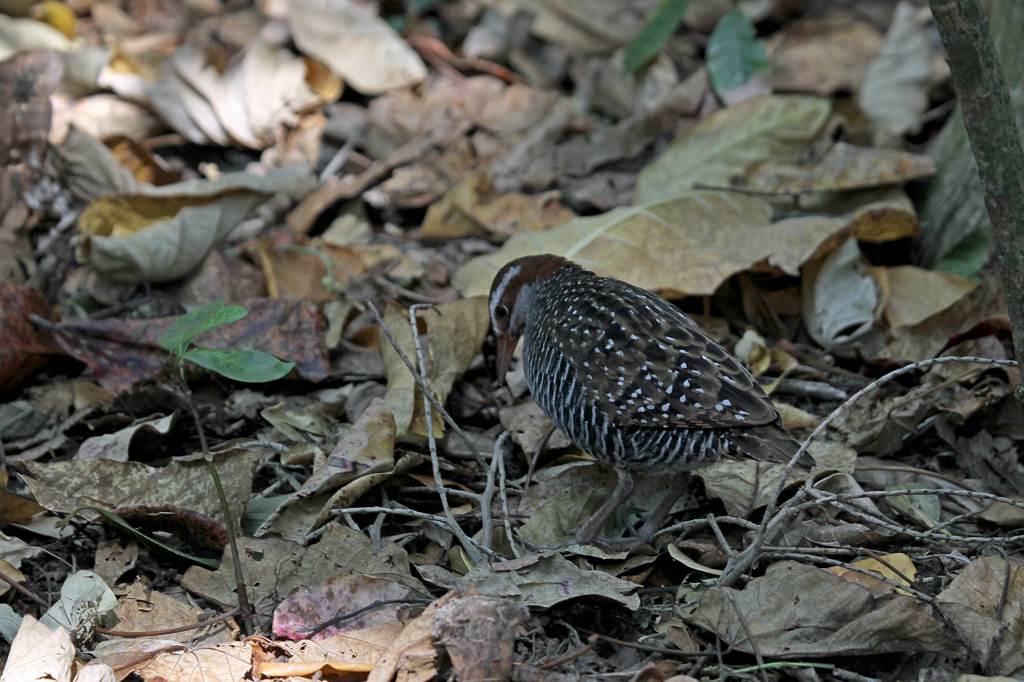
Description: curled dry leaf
xmin=419 ymin=171 xmax=575 ymax=241
xmin=766 ymin=12 xmax=883 ymax=95
xmin=0 ymin=614 xmax=74 ymax=682
xmin=937 ymin=556 xmax=1024 ymax=677
xmin=433 ymin=596 xmax=528 ymax=682
xmin=0 ymin=48 xmax=62 ymax=167
xmin=77 ymin=165 xmax=317 ymax=283
xmin=858 ymin=2 xmax=934 ymax=144
xmin=289 ymin=0 xmax=426 ymax=95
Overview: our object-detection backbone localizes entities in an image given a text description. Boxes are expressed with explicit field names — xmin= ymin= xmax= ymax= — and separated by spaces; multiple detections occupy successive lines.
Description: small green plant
xmin=157 ymin=300 xmax=294 ymax=382
xmin=624 ymin=0 xmax=691 ymax=73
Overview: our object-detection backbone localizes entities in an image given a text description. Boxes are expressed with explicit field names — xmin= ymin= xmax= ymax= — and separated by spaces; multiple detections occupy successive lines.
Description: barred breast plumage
xmin=488 ymin=254 xmax=802 ymax=547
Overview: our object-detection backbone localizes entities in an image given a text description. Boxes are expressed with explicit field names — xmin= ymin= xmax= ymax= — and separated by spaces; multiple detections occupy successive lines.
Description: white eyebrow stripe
xmin=489 ymin=264 xmax=521 ymax=324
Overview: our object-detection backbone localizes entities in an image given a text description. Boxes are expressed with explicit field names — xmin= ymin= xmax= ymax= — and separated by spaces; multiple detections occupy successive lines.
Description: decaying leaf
xmin=52 ymin=298 xmax=328 ymax=393
xmin=0 ymin=283 xmax=62 ymax=393
xmin=687 ymin=560 xmax=952 ymax=657
xmin=937 ymin=556 xmax=1024 ymax=677
xmin=273 ymin=574 xmax=419 ymax=641
xmin=20 ymin=451 xmax=259 ymax=527
xmin=730 ymin=142 xmax=935 ymax=195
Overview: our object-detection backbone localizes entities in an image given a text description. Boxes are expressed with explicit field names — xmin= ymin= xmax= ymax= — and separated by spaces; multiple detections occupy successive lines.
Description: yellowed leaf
xmin=880 ymin=266 xmax=977 ymax=329
xmin=827 ymin=553 xmax=917 ymax=595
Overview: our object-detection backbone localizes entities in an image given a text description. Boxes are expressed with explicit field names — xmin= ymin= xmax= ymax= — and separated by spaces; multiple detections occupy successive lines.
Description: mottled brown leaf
xmin=51 ymin=298 xmax=328 ymax=393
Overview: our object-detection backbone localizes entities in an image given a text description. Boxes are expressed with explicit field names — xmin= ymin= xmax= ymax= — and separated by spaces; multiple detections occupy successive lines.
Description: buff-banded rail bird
xmin=488 ymin=254 xmax=803 ymax=548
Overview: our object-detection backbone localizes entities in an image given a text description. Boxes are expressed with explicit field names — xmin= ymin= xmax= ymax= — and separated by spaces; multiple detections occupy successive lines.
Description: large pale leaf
xmin=289 ymin=0 xmax=426 ymax=95
xmin=381 ymin=298 xmax=489 ymax=438
xmin=455 ymin=191 xmax=857 ymax=298
xmin=634 ymin=95 xmax=831 ymax=203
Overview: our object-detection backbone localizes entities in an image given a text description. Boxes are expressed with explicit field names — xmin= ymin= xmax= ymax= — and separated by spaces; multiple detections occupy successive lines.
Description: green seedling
xmin=157 ymin=300 xmax=294 ymax=382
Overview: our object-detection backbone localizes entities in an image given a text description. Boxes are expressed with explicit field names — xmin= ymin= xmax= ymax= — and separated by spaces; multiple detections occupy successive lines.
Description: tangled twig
xmin=718 ymin=355 xmax=1019 ymax=587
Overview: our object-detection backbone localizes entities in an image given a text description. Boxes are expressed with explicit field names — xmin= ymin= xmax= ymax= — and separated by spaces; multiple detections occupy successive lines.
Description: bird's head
xmin=487 ymin=254 xmax=571 ymax=379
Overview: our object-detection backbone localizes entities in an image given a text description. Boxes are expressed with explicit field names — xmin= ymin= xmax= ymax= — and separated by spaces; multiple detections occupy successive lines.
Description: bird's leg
xmin=575 ymin=467 xmax=635 ymax=546
xmin=635 ymin=472 xmax=691 ymax=542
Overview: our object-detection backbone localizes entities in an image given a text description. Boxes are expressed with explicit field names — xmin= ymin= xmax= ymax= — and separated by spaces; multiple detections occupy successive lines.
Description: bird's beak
xmin=495 ymin=334 xmax=517 ymax=381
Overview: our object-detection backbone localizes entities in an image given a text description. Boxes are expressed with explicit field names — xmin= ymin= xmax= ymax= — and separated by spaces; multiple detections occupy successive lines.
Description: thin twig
xmin=365 ymin=301 xmax=487 ymax=470
xmin=718 ymin=356 xmax=1018 ymax=587
xmin=408 ymin=302 xmax=482 ymax=563
xmin=175 ymin=365 xmax=254 ymax=635
xmin=495 ymin=432 xmax=520 ymax=558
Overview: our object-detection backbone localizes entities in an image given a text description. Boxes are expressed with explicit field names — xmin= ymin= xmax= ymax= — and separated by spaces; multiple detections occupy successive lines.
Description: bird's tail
xmin=731 ymin=422 xmax=812 ymax=469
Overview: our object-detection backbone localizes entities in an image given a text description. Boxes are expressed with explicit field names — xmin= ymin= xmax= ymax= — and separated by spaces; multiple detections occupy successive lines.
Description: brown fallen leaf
xmin=0 ymin=283 xmax=62 ymax=394
xmin=418 ymin=171 xmax=575 ymax=241
xmin=766 ymin=11 xmax=883 ymax=95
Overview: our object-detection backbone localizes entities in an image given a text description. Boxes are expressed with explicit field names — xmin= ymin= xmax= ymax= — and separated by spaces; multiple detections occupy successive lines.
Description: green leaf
xmin=623 ymin=0 xmax=691 ymax=73
xmin=936 ymin=228 xmax=990 ymax=278
xmin=707 ymin=9 xmax=770 ymax=95
xmin=157 ymin=301 xmax=248 ymax=356
xmin=183 ymin=348 xmax=295 ymax=383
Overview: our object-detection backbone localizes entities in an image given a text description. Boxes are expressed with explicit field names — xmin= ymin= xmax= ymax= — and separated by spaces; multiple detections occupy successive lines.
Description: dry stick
xmin=480 ymin=433 xmax=510 ymax=553
xmin=495 ymin=432 xmax=521 ymax=558
xmin=95 ymin=609 xmax=240 ymax=638
xmin=718 ymin=356 xmax=1019 ymax=587
xmin=931 ymin=0 xmax=1024 ymax=397
xmin=407 ymin=302 xmax=484 ymax=563
xmin=0 ymin=569 xmax=48 ymax=608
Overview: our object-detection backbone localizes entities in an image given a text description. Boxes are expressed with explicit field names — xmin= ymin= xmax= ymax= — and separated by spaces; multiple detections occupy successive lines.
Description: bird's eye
xmin=494 ymin=304 xmax=510 ymax=320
